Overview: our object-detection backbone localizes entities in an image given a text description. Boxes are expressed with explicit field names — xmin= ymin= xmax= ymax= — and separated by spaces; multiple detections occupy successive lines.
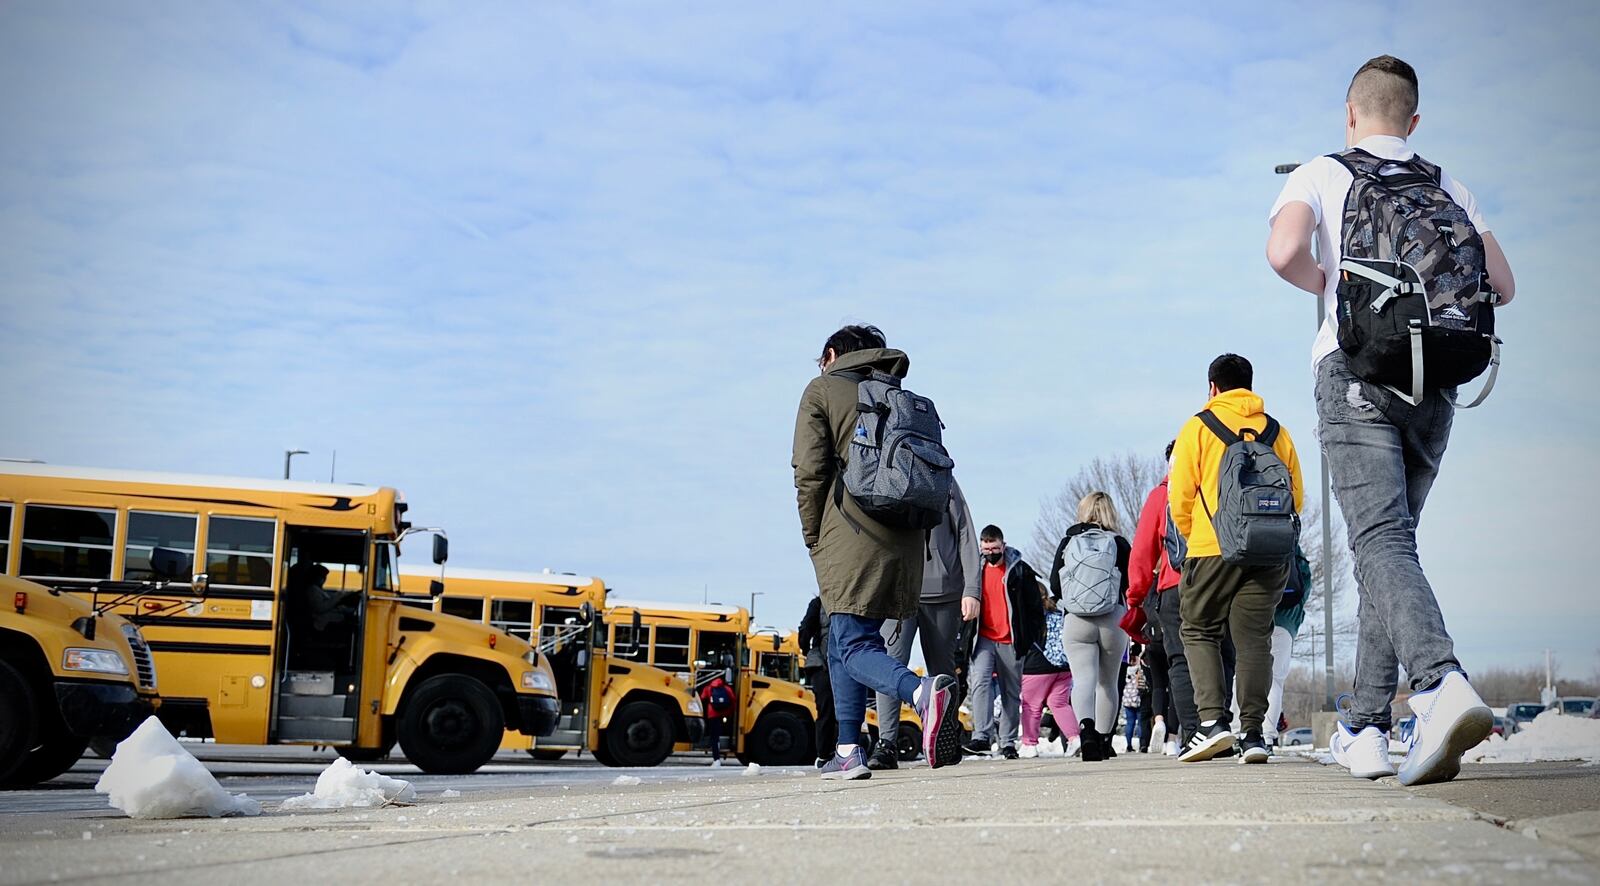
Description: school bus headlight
xmin=62 ymin=648 xmax=131 ymax=676
xmin=521 ymin=670 xmax=553 ymax=692
xmin=687 ymin=697 xmax=703 ymax=716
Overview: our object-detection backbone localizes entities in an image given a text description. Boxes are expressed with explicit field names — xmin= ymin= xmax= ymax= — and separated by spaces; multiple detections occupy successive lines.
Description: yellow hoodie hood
xmin=1167 ymin=389 xmax=1305 ymax=560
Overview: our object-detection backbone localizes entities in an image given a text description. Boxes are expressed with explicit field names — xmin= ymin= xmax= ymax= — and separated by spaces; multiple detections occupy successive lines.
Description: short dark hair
xmin=979 ymin=524 xmax=1004 ymax=542
xmin=1164 ymin=439 xmax=1176 ymax=461
xmin=1208 ymin=354 xmax=1253 ymax=393
xmin=1347 ymin=55 xmax=1418 ymax=127
xmin=819 ymin=325 xmax=886 ymax=365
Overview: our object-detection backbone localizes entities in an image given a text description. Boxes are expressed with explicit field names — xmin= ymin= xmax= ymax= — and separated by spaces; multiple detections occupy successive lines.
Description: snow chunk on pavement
xmin=1465 ymin=711 xmax=1600 ymax=764
xmin=95 ymin=717 xmax=261 ymax=819
xmin=612 ymin=775 xmax=642 ymax=786
xmin=439 ymin=789 xmax=461 ymax=798
xmin=280 ymin=758 xmax=417 ymax=810
xmin=742 ymin=763 xmax=762 ymax=776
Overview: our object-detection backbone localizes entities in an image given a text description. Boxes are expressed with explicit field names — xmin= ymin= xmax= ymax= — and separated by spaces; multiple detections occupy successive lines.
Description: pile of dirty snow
xmin=280 ymin=758 xmax=416 ymax=810
xmin=1465 ymin=711 xmax=1600 ymax=764
xmin=95 ymin=717 xmax=261 ymax=819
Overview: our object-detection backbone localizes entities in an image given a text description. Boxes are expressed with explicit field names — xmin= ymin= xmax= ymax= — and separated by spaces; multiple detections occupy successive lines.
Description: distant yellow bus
xmin=399 ymin=565 xmax=704 ymax=767
xmin=0 ymin=463 xmax=559 ymax=774
xmin=605 ymin=600 xmax=815 ymax=765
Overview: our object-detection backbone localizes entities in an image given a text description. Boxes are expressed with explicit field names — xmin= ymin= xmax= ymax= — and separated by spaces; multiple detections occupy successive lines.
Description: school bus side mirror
xmin=429 ymin=579 xmax=444 ymax=597
xmin=432 ymin=535 xmax=448 ymax=565
xmin=191 ymin=573 xmax=209 ymax=598
xmin=579 ymin=602 xmax=595 ymax=624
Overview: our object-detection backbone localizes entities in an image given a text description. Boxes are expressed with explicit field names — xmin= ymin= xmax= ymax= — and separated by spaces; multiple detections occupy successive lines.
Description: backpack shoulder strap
xmin=1255 ymin=416 xmax=1282 ymax=447
xmin=1195 ymin=410 xmax=1239 ymax=446
xmin=1327 ymin=148 xmax=1378 ymax=177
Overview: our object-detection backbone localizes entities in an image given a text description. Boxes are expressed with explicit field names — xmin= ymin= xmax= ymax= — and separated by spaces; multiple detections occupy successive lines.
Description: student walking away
xmin=1121 ymin=650 xmax=1145 ymax=752
xmin=792 ymin=324 xmax=961 ymax=780
xmin=1125 ymin=442 xmax=1186 ymax=755
xmin=1051 ymin=493 xmax=1133 ymax=762
xmin=1171 ymin=354 xmax=1304 ymax=765
xmin=700 ymin=675 xmax=736 ymax=763
xmin=1248 ymin=545 xmax=1310 ymax=749
xmin=1020 ymin=577 xmax=1077 ymax=758
xmin=961 ymin=525 xmax=1040 ymax=759
xmin=1267 ymin=56 xmax=1513 ymax=785
xmin=1136 ymin=653 xmax=1157 ymax=753
xmin=869 ymin=476 xmax=980 ymax=770
xmin=798 ymin=596 xmax=836 ymax=767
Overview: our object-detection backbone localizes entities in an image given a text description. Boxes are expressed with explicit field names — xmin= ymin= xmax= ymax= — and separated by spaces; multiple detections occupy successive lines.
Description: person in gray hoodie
xmin=867 ymin=476 xmax=980 ymax=770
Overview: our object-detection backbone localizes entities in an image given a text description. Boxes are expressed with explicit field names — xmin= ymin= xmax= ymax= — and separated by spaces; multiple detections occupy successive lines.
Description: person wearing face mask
xmin=959 ymin=525 xmax=1041 ymax=758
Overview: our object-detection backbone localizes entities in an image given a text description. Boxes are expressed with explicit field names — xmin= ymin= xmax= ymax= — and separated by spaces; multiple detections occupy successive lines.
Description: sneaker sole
xmin=924 ymin=679 xmax=962 ymax=769
xmin=1179 ymin=732 xmax=1236 ymax=763
xmin=1398 ymin=705 xmax=1493 ymax=787
xmin=819 ymin=765 xmax=872 ymax=781
xmin=1239 ymin=747 xmax=1270 ymax=764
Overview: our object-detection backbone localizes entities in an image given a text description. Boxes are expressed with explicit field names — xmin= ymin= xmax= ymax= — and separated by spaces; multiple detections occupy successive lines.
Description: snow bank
xmin=95 ymin=717 xmax=261 ymax=819
xmin=1465 ymin=711 xmax=1600 ymax=764
xmin=280 ymin=758 xmax=417 ymax=810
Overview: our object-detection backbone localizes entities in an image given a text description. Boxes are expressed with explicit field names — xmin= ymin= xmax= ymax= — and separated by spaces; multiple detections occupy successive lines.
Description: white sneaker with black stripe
xmin=1178 ymin=720 xmax=1235 ymax=763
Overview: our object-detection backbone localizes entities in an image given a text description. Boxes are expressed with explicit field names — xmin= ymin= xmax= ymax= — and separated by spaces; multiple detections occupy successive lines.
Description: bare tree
xmin=1291 ymin=498 xmax=1358 ymax=667
xmin=1029 ymin=451 xmax=1166 ymax=571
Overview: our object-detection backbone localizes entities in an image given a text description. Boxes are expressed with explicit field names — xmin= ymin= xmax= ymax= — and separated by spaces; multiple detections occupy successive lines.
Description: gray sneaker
xmin=819 ymin=745 xmax=872 ymax=780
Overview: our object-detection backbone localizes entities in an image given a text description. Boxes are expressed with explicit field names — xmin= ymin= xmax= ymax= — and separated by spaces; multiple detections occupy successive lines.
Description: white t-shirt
xmin=1268 ymin=135 xmax=1491 ymax=369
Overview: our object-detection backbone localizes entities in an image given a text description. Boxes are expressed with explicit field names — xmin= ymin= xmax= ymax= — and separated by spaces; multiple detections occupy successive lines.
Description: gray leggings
xmin=1064 ymin=606 xmax=1129 ymax=729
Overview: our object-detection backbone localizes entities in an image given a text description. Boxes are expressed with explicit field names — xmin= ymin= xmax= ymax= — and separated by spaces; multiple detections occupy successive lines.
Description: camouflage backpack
xmin=1330 ymin=148 xmax=1501 ymax=408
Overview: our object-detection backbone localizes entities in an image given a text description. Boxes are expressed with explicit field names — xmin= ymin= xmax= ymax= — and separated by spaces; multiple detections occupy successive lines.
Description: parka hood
xmin=826 ymin=347 xmax=910 ymax=380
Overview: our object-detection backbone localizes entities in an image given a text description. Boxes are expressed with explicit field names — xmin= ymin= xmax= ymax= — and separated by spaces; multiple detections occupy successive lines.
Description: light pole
xmin=749 ymin=591 xmax=764 ymax=620
xmin=1276 ymin=161 xmax=1338 ymax=713
xmin=283 ymin=449 xmax=308 ymax=480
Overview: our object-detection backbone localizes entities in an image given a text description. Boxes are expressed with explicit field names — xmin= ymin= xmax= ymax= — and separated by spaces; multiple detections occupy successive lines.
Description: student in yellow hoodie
xmin=1169 ymin=354 xmax=1304 ymax=763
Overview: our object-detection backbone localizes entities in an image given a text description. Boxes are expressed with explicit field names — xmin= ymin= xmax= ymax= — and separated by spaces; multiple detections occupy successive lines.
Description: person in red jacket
xmin=700 ymin=675 xmax=737 ymax=763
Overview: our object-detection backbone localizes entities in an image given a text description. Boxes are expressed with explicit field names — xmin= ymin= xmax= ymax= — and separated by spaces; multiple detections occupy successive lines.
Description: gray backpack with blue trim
xmin=835 ymin=370 xmax=954 ymax=531
xmin=1196 ymin=410 xmax=1299 ymax=567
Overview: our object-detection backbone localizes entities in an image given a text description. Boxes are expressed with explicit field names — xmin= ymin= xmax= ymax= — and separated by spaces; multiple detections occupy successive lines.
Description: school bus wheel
xmin=527 ymin=748 xmax=568 ymax=761
xmin=602 ymin=700 xmax=674 ymax=768
xmin=896 ymin=724 xmax=922 ymax=762
xmin=397 ymin=674 xmax=505 ymax=775
xmin=749 ymin=708 xmax=813 ymax=766
xmin=0 ymin=661 xmax=40 ymax=786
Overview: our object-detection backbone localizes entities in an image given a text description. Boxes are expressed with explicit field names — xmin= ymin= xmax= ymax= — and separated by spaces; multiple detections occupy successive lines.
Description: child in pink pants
xmin=1020 ymin=671 xmax=1078 ymax=749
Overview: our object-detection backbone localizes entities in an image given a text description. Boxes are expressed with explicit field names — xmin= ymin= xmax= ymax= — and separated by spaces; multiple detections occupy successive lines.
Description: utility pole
xmin=1275 ymin=161 xmax=1338 ymax=712
xmin=749 ymin=591 xmax=764 ymax=619
xmin=283 ymin=449 xmax=308 ymax=480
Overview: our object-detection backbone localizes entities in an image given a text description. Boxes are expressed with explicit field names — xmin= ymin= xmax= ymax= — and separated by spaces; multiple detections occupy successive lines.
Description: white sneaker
xmin=1330 ymin=721 xmax=1396 ymax=780
xmin=1019 ymin=743 xmax=1039 ymax=759
xmin=1066 ymin=736 xmax=1082 ymax=758
xmin=1398 ymin=671 xmax=1493 ymax=786
xmin=1163 ymin=740 xmax=1180 ymax=757
xmin=1150 ymin=716 xmax=1167 ymax=749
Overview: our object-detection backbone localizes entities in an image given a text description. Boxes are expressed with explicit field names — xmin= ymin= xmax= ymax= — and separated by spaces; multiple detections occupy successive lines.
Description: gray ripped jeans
xmin=1315 ymin=352 xmax=1462 ymax=731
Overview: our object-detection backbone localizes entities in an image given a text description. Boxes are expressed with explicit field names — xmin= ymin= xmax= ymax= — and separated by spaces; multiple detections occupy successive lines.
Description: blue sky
xmin=1 ymin=1 xmax=1595 ymax=678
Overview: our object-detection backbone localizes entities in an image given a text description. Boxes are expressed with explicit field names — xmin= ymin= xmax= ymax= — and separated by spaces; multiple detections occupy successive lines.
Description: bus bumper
xmin=515 ymin=693 xmax=561 ymax=738
xmin=54 ymin=680 xmax=153 ymax=741
xmin=684 ymin=716 xmax=704 ymax=744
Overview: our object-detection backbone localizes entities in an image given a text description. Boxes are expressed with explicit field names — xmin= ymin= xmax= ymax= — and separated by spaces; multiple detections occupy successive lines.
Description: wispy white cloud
xmin=0 ymin=0 xmax=1594 ymax=668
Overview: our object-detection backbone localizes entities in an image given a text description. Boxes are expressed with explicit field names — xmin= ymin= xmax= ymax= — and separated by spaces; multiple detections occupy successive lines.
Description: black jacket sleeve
xmin=799 ymin=597 xmax=822 ymax=653
xmin=1011 ymin=561 xmax=1044 ymax=651
xmin=1117 ymin=536 xmax=1133 ymax=600
xmin=1049 ymin=534 xmax=1070 ymax=598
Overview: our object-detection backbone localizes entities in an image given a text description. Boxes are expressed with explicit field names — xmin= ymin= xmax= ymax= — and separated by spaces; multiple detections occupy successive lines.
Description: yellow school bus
xmin=0 ymin=463 xmax=559 ymax=774
xmin=398 ymin=565 xmax=704 ymax=767
xmin=747 ymin=629 xmax=801 ymax=682
xmin=0 ymin=572 xmax=162 ymax=787
xmin=605 ymin=601 xmax=816 ymax=765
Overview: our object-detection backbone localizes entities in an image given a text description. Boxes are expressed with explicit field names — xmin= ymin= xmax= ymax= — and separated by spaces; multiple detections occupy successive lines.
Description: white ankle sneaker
xmin=1398 ymin=671 xmax=1493 ymax=786
xmin=1150 ymin=717 xmax=1168 ymax=748
xmin=1019 ymin=743 xmax=1039 ymax=759
xmin=1330 ymin=722 xmax=1396 ymax=779
xmin=1163 ymin=740 xmax=1180 ymax=757
xmin=1066 ymin=736 xmax=1082 ymax=757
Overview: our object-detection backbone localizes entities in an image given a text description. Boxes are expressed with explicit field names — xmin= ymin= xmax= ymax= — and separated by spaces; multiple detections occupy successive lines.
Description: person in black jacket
xmin=1050 ymin=492 xmax=1132 ymax=762
xmin=960 ymin=525 xmax=1042 ymax=758
xmin=798 ymin=596 xmax=835 ymax=767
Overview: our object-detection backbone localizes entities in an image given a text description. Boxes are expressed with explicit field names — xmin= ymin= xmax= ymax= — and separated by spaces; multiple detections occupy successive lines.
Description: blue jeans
xmin=1315 ymin=353 xmax=1462 ymax=731
xmin=828 ymin=613 xmax=922 ymax=750
xmin=1123 ymin=706 xmax=1141 ymax=746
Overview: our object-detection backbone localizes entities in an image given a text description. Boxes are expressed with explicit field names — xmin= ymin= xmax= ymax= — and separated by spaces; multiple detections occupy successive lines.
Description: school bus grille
xmin=122 ymin=624 xmax=158 ymax=690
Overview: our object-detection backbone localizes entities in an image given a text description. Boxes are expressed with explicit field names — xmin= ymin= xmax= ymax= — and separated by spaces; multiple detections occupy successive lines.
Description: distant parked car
xmin=1279 ymin=727 xmax=1313 ymax=747
xmin=1491 ymin=716 xmax=1507 ymax=737
xmin=1506 ymin=702 xmax=1545 ymax=734
xmin=1552 ymin=697 xmax=1596 ymax=718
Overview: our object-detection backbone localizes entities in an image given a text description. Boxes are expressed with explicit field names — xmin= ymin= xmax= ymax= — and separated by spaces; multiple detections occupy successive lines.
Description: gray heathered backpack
xmin=834 ymin=369 xmax=953 ymax=531
xmin=1059 ymin=527 xmax=1121 ymax=617
xmin=1196 ymin=411 xmax=1299 ymax=567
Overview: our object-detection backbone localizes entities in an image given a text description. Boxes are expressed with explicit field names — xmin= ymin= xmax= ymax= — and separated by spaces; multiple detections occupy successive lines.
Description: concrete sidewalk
xmin=3 ymin=754 xmax=1595 ymax=884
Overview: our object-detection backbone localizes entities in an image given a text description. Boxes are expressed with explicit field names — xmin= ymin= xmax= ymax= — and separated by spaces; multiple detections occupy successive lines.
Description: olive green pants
xmin=1178 ymin=557 xmax=1287 ymax=735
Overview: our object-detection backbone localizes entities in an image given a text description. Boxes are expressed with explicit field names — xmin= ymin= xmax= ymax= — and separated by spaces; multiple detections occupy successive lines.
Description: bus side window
xmin=440 ymin=596 xmax=484 ymax=623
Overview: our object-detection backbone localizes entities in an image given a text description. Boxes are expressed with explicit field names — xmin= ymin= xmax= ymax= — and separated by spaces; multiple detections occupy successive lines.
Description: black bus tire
xmin=0 ymin=662 xmax=40 ymax=787
xmin=397 ymin=674 xmax=504 ymax=775
xmin=750 ymin=710 xmax=813 ymax=766
xmin=897 ymin=724 xmax=922 ymax=761
xmin=602 ymin=701 xmax=674 ymax=768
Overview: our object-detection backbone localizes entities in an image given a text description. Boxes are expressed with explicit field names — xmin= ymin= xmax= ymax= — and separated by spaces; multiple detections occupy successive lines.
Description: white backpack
xmin=1058 ymin=528 xmax=1121 ymax=617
